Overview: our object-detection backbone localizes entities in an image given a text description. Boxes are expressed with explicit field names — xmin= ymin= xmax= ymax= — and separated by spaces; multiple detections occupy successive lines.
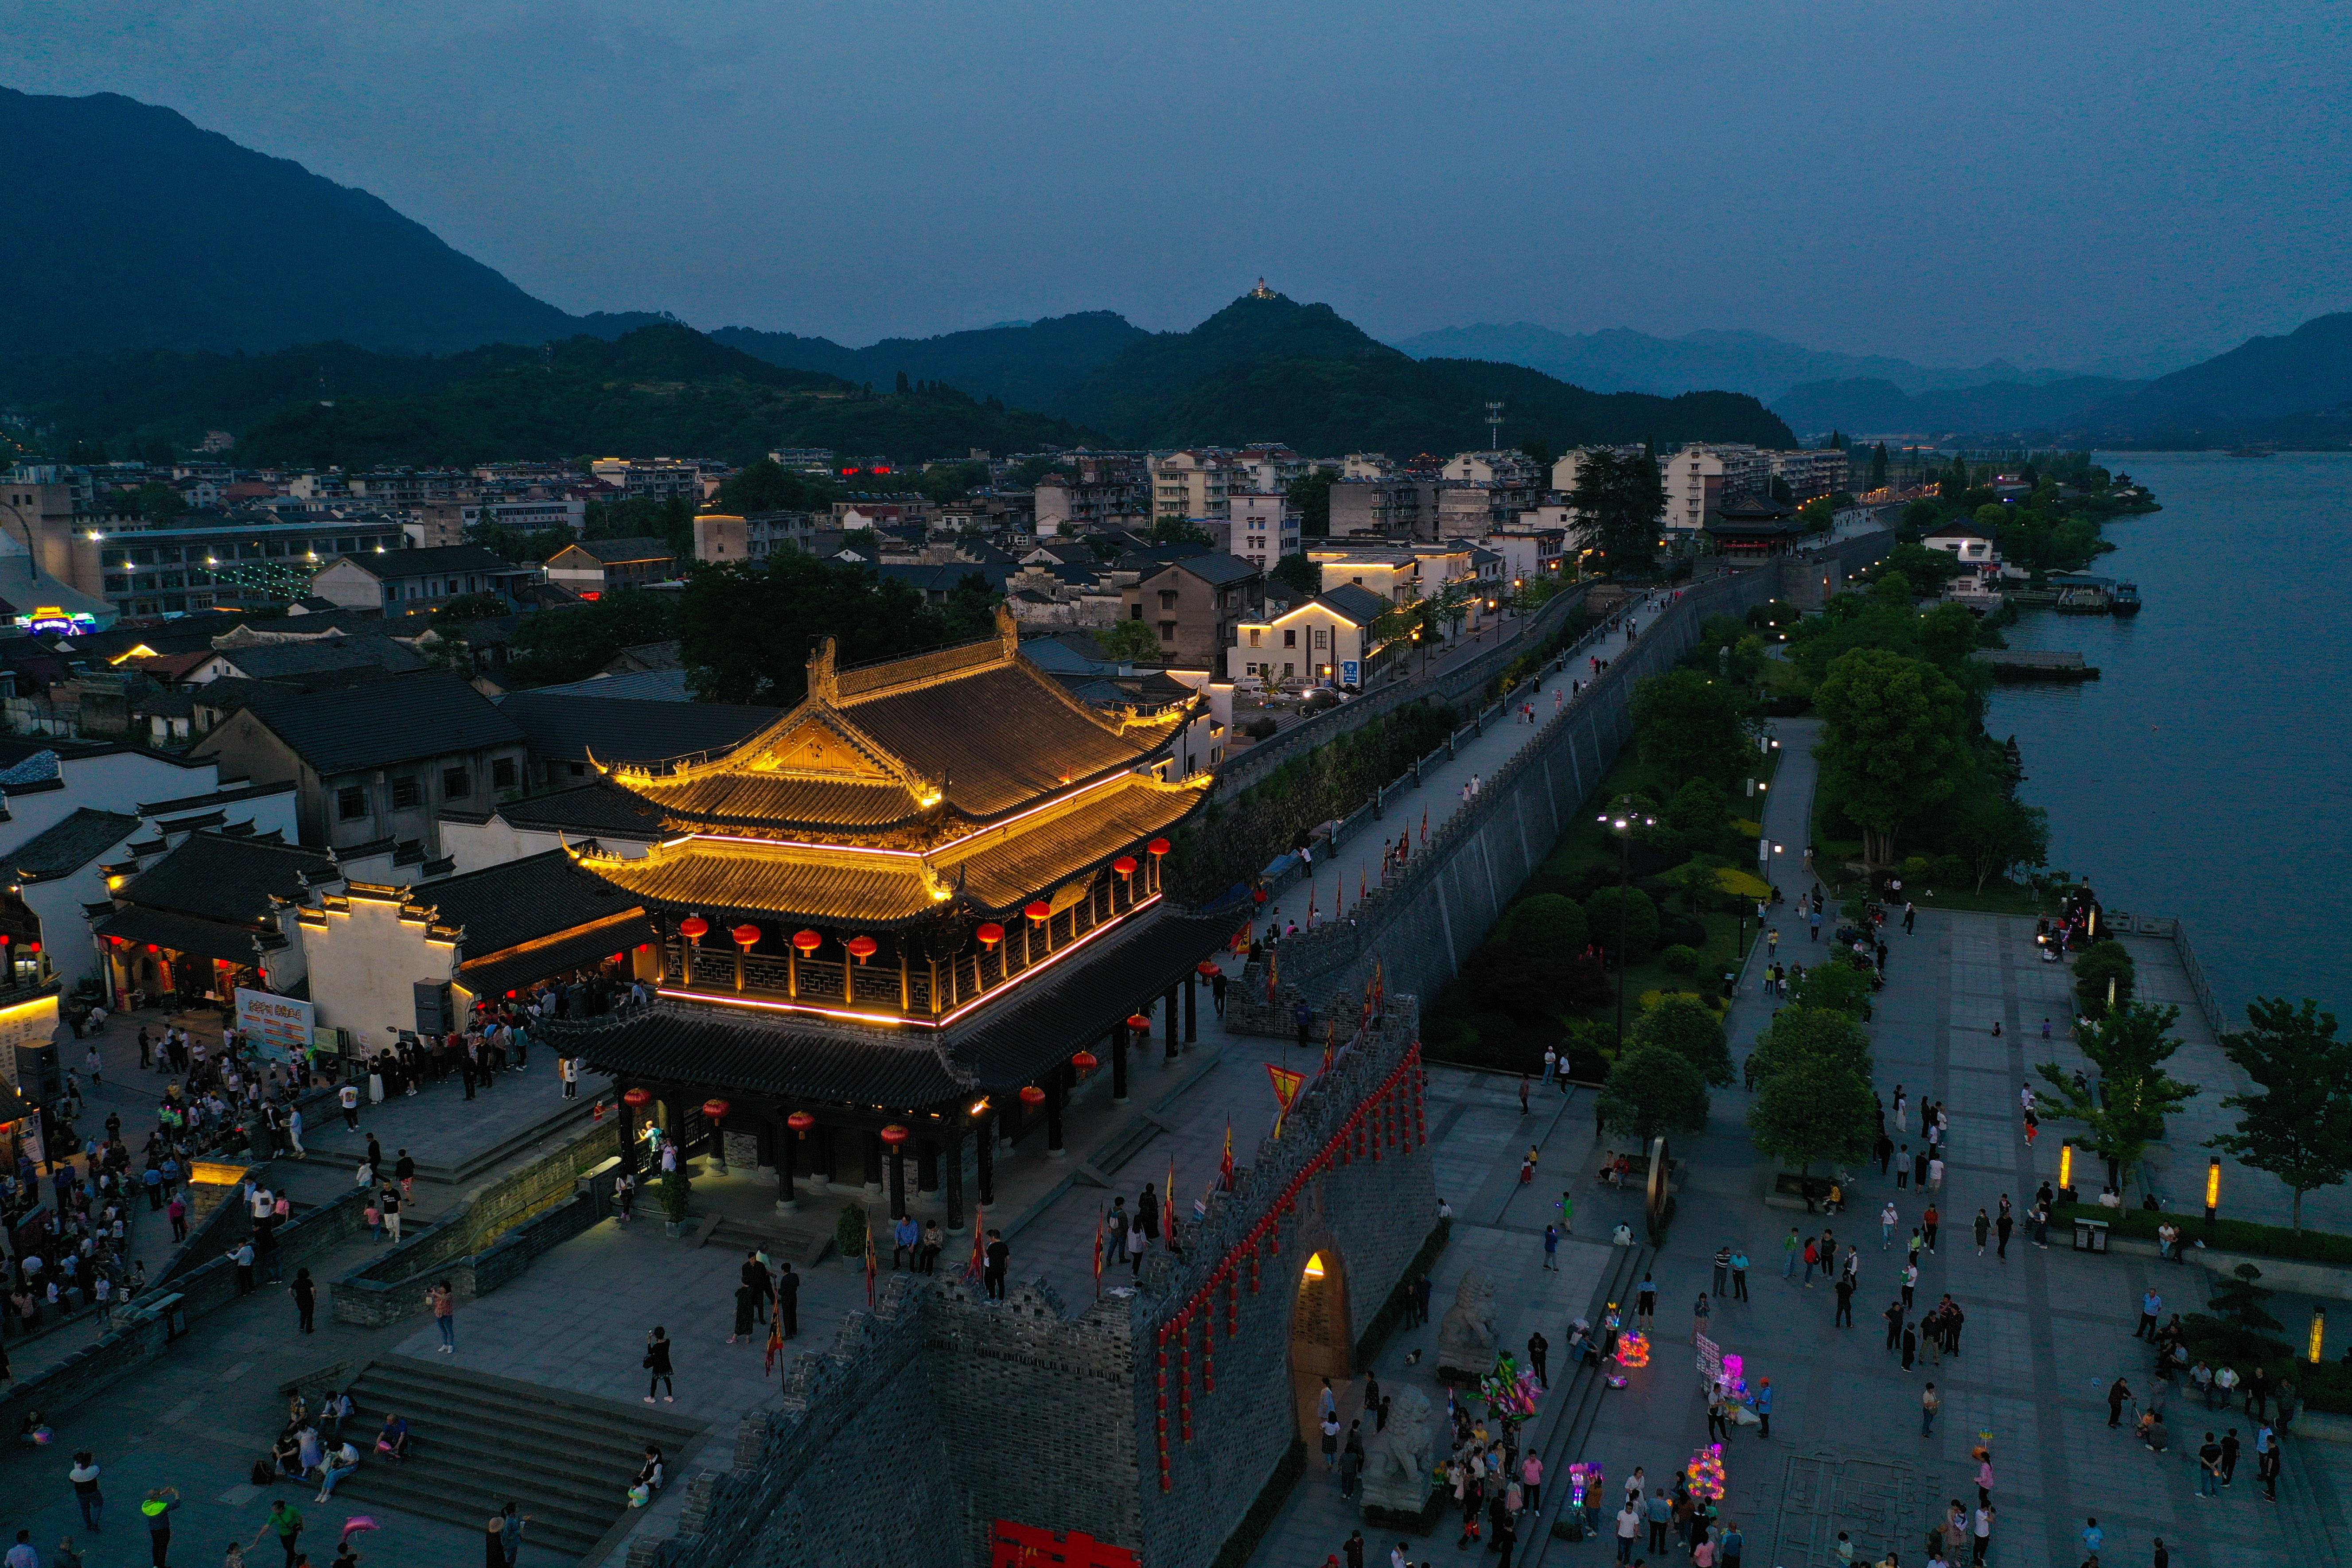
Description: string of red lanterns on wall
xmin=1151 ymin=1039 xmax=1425 ymax=1490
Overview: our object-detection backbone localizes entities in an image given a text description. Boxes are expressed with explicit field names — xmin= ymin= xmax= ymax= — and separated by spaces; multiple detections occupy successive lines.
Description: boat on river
xmin=2111 ymin=581 xmax=2142 ymax=616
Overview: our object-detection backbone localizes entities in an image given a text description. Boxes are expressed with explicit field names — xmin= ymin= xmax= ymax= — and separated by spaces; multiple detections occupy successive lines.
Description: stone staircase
xmin=288 ymin=1093 xmax=602 ymax=1186
xmin=334 ymin=1357 xmax=704 ymax=1560
xmin=701 ymin=1214 xmax=831 ymax=1265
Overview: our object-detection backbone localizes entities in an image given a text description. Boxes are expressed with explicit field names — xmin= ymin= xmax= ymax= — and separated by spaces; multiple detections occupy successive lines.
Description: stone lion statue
xmin=1359 ymin=1385 xmax=1433 ymax=1513
xmin=1437 ymin=1269 xmax=1497 ymax=1377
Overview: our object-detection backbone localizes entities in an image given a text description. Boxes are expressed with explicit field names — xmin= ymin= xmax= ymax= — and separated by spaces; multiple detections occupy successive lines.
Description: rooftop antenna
xmin=1485 ymin=403 xmax=1505 ymax=451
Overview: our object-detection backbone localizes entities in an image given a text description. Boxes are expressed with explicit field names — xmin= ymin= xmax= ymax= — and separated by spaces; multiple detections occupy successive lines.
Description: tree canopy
xmin=2033 ymin=1002 xmax=2197 ymax=1190
xmin=1596 ymin=1042 xmax=1711 ymax=1147
xmin=1633 ymin=994 xmax=1733 ymax=1087
xmin=1565 ymin=446 xmax=1666 ymax=570
xmin=678 ymin=552 xmax=989 ymax=705
xmin=1811 ymin=647 xmax=1970 ymax=867
xmin=1632 ymin=669 xmax=1757 ymax=791
xmin=2208 ymin=997 xmax=2352 ymax=1233
xmin=1748 ymin=1051 xmax=1879 ymax=1175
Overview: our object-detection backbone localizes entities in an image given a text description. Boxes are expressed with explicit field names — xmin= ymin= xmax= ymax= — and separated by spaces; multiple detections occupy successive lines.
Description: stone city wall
xmin=1225 ymin=538 xmax=1892 ymax=1036
xmin=619 ymin=1002 xmax=1434 ymax=1568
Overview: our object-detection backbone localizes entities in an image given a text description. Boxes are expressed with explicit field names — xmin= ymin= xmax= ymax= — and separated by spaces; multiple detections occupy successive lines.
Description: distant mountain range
xmin=1388 ymin=324 xmax=2094 ymax=404
xmin=0 ymin=86 xmax=668 ymax=357
xmin=720 ymin=298 xmax=1797 ymax=455
xmin=2 ymin=85 xmax=2342 ymax=456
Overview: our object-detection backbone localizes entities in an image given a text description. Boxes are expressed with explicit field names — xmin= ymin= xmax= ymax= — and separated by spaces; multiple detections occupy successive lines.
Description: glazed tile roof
xmin=494 ymin=780 xmax=666 ymax=840
xmin=410 ymin=848 xmax=646 ymax=957
xmin=116 ymin=831 xmax=338 ymax=924
xmin=625 ymin=772 xmax=924 ymax=831
xmin=11 ymin=808 xmax=140 ymax=882
xmin=573 ymin=774 xmax=1204 ymax=924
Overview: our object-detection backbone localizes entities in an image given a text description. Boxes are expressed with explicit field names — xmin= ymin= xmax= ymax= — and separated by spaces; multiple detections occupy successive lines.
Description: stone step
xmin=701 ymin=1215 xmax=831 ymax=1265
xmin=286 ymin=1093 xmax=602 ymax=1186
xmin=336 ymin=1357 xmax=702 ymax=1557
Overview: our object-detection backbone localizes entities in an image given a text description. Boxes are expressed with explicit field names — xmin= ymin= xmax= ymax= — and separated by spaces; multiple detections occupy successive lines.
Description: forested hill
xmin=0 ymin=86 xmax=667 ymax=357
xmin=726 ymin=294 xmax=1797 ymax=453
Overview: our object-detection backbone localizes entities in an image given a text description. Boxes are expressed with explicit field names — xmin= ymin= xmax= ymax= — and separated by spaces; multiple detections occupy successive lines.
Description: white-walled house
xmin=1227 ymin=584 xmax=1392 ymax=689
xmin=437 ymin=780 xmax=664 ymax=875
xmin=1921 ymin=523 xmax=1998 ymax=567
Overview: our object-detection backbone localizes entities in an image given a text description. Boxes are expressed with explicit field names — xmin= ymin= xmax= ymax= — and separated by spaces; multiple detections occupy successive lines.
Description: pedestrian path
xmin=1259 ymin=589 xmax=1683 ymax=937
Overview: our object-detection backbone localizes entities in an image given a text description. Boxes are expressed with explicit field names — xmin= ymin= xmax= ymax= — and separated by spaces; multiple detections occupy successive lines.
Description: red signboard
xmin=990 ymin=1521 xmax=1139 ymax=1568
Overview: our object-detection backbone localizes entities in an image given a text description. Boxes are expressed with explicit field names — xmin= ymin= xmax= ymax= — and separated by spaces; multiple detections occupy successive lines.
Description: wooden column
xmin=1045 ymin=1070 xmax=1066 ymax=1156
xmin=862 ymin=1129 xmax=884 ymax=1194
xmin=1110 ymin=1023 xmax=1129 ymax=1105
xmin=774 ymin=1117 xmax=797 ymax=1210
xmin=788 ymin=946 xmax=798 ymax=999
xmin=899 ymin=945 xmax=911 ymax=1011
xmin=976 ymin=1112 xmax=996 ymax=1208
xmin=916 ymin=1135 xmax=940 ymax=1195
xmin=812 ymin=1124 xmax=837 ymax=1188
xmin=946 ymin=1124 xmax=966 ymax=1234
xmin=888 ymin=1140 xmax=907 ymax=1220
xmin=1185 ymin=973 xmax=1198 ymax=1043
xmin=1164 ymin=983 xmax=1181 ymax=1061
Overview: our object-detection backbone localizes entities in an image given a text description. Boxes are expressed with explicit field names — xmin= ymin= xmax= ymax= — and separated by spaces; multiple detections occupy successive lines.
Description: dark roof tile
xmin=11 ymin=808 xmax=140 ymax=881
xmin=115 ymin=831 xmax=338 ymax=924
xmin=495 ymin=692 xmax=780 ymax=766
xmin=218 ymin=673 xmax=525 ymax=775
xmin=411 ymin=848 xmax=647 ymax=958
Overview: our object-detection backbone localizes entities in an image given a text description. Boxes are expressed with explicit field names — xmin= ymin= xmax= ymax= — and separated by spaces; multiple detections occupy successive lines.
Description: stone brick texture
xmin=1227 ymin=540 xmax=1892 ymax=1040
xmin=622 ymin=1005 xmax=1435 ymax=1568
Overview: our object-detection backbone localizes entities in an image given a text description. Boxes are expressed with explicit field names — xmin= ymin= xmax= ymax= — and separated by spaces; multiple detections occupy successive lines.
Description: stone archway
xmin=1288 ymin=1242 xmax=1355 ymax=1446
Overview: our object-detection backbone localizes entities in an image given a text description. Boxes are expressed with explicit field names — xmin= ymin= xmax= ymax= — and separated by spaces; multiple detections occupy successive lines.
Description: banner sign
xmin=235 ymin=988 xmax=314 ymax=1064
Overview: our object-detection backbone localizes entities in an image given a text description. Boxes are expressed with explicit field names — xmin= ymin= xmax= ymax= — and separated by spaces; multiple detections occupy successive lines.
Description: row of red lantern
xmin=617 ymin=1090 xmax=916 ymax=1147
xmin=1153 ymin=1039 xmax=1426 ymax=1490
xmin=677 ymin=917 xmax=880 ymax=964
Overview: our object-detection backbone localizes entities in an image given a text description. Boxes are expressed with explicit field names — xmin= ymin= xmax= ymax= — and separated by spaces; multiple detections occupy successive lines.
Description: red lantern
xmin=1196 ymin=960 xmax=1220 ymax=977
xmin=880 ymin=1124 xmax=911 ymax=1147
xmin=1019 ymin=1085 xmax=1047 ymax=1107
xmin=610 ymin=953 xmax=625 ymax=965
xmin=792 ymin=930 xmax=822 ymax=953
xmin=622 ymin=1087 xmax=653 ymax=1108
xmin=1072 ymin=1050 xmax=1099 ymax=1076
xmin=679 ymin=915 xmax=709 ymax=942
xmin=1148 ymin=837 xmax=1172 ymax=856
xmin=505 ymin=990 xmax=518 ymax=999
xmin=787 ymin=1110 xmax=815 ymax=1137
xmin=1113 ymin=856 xmax=1138 ymax=878
xmin=1251 ymin=888 xmax=1268 ymax=906
xmin=845 ymin=934 xmax=878 ymax=964
xmin=147 ymin=943 xmax=160 ymax=954
xmin=703 ymin=1098 xmax=732 ymax=1121
xmin=1127 ymin=1013 xmax=1152 ymax=1033
xmin=975 ymin=922 xmax=1005 ymax=948
xmin=731 ymin=924 xmax=760 ymax=947
xmin=1025 ymin=900 xmax=1051 ymax=923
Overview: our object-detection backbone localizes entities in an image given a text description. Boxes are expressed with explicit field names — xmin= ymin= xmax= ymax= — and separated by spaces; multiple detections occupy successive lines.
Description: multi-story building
xmin=1148 ymin=451 xmax=1234 ymax=525
xmin=588 ymin=458 xmax=704 ymax=501
xmin=1440 ymin=451 xmax=1541 ymax=488
xmin=1032 ymin=455 xmax=1148 ymax=537
xmin=310 ymin=543 xmax=537 ymax=614
xmin=1228 ymin=445 xmax=1309 ymax=496
xmin=1328 ymin=478 xmax=1436 ymax=539
xmin=1121 ymin=554 xmax=1264 ymax=668
xmin=1221 ymin=492 xmax=1300 ymax=569
xmin=543 ymin=537 xmax=678 ymax=597
xmin=693 ymin=511 xmax=826 ymax=565
xmin=1767 ymin=447 xmax=1850 ymax=502
xmin=1340 ymin=453 xmax=1395 ymax=480
xmin=1228 ymin=583 xmax=1391 ymax=689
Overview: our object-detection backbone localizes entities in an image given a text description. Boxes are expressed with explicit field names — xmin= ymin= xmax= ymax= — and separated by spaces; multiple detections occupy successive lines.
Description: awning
xmin=453 ymin=913 xmax=658 ymax=1004
xmin=94 ymin=906 xmax=269 ymax=967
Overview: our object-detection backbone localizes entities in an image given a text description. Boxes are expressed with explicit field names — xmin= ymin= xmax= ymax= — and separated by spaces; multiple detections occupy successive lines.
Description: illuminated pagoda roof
xmin=561 ymin=605 xmax=1218 ymax=1053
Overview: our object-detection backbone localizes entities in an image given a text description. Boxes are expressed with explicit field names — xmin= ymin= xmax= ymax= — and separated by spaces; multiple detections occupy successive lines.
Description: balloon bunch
xmin=1684 ymin=1442 xmax=1727 ymax=1502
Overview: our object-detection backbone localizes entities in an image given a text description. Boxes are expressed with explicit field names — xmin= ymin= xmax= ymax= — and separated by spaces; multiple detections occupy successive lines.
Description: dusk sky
xmin=12 ymin=0 xmax=2347 ymax=376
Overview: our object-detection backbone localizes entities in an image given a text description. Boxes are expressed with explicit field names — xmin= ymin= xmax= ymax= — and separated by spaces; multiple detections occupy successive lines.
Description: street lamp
xmin=2205 ymin=1156 xmax=2221 ymax=1229
xmin=1599 ymin=797 xmax=1657 ymax=1047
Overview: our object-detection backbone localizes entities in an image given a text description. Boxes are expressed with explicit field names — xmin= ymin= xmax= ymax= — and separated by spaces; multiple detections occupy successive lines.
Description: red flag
xmin=863 ymin=1213 xmax=877 ymax=1309
xmin=1360 ymin=868 xmax=1367 ymax=903
xmin=964 ymin=1207 xmax=986 ymax=1284
xmin=1266 ymin=1062 xmax=1306 ymax=1121
xmin=1420 ymin=808 xmax=1428 ymax=843
xmin=763 ymin=1303 xmax=784 ymax=1374
xmin=1091 ymin=1202 xmax=1107 ymax=1299
xmin=1220 ymin=1116 xmax=1235 ymax=1190
xmin=1308 ymin=884 xmax=1318 ymax=927
xmin=1166 ymin=1155 xmax=1179 ymax=1252
xmin=1321 ymin=1021 xmax=1337 ymax=1073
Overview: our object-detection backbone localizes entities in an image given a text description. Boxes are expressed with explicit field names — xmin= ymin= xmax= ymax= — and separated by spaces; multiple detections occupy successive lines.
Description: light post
xmin=1599 ymin=798 xmax=1657 ymax=1047
xmin=2205 ymin=1155 xmax=2221 ymax=1236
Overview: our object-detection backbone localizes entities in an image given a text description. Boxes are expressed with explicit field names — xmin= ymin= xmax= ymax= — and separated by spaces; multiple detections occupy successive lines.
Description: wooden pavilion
xmin=543 ymin=607 xmax=1232 ymax=1231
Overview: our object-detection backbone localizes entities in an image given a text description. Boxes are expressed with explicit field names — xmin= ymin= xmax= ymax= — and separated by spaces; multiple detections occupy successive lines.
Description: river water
xmin=1983 ymin=450 xmax=2352 ymax=1022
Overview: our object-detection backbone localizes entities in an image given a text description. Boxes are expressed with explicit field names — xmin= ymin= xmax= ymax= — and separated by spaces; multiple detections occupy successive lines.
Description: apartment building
xmin=1149 ymin=451 xmax=1233 ymax=524
xmin=1440 ymin=451 xmax=1542 ymax=487
xmin=1223 ymin=492 xmax=1300 ymax=569
xmin=588 ymin=458 xmax=705 ymax=501
xmin=1228 ymin=584 xmax=1390 ymax=689
xmin=1121 ymin=553 xmax=1264 ymax=667
xmin=1767 ymin=447 xmax=1850 ymax=502
xmin=1032 ymin=455 xmax=1149 ymax=537
xmin=1328 ymin=478 xmax=1436 ymax=539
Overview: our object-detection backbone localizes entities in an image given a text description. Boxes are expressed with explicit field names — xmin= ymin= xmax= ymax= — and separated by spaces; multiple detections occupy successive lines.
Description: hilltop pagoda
xmin=546 ymin=607 xmax=1234 ymax=1231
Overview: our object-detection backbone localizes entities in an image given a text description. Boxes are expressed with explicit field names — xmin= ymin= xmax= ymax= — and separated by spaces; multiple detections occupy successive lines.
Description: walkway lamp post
xmin=1599 ymin=797 xmax=1657 ymax=1047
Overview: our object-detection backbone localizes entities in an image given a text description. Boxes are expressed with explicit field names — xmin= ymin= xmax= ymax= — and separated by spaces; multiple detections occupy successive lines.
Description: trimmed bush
xmin=1660 ymin=944 xmax=1699 ymax=974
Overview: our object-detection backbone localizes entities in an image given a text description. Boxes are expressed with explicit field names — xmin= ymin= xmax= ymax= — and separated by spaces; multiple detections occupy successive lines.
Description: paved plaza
xmin=11 ymin=651 xmax=2352 ymax=1568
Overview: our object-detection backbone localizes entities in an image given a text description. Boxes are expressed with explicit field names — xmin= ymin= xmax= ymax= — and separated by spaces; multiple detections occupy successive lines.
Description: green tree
xmin=716 ymin=458 xmax=843 ymax=515
xmin=1583 ymin=886 xmax=1659 ymax=961
xmin=1149 ymin=516 xmax=1213 ymax=546
xmin=1269 ymin=552 xmax=1319 ymax=597
xmin=1869 ymin=443 xmax=1889 ymax=488
xmin=1788 ymin=962 xmax=1874 ymax=1019
xmin=1747 ymin=1004 xmax=1873 ymax=1086
xmin=1748 ymin=1051 xmax=1879 ymax=1175
xmin=1595 ymin=1042 xmax=1711 ymax=1146
xmin=1811 ymin=648 xmax=1969 ymax=867
xmin=1916 ymin=601 xmax=1980 ymax=670
xmin=1633 ymin=994 xmax=1733 ymax=1087
xmin=678 ymin=552 xmax=953 ymax=705
xmin=507 ymin=590 xmax=678 ymax=686
xmin=1663 ymin=778 xmax=1730 ymax=850
xmin=2207 ymin=997 xmax=2352 ymax=1233
xmin=1565 ymin=447 xmax=1665 ymax=570
xmin=432 ymin=592 xmax=507 ymax=627
xmin=1286 ymin=471 xmax=1337 ymax=538
xmin=1951 ymin=792 xmax=2050 ymax=893
xmin=1631 ymin=669 xmax=1757 ymax=790
xmin=1097 ymin=618 xmax=1164 ymax=665
xmin=1871 ymin=570 xmax=1915 ymax=607
xmin=1500 ymin=893 xmax=1588 ymax=959
xmin=2071 ymin=940 xmax=2136 ymax=1019
xmin=2033 ymin=1002 xmax=2197 ymax=1191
